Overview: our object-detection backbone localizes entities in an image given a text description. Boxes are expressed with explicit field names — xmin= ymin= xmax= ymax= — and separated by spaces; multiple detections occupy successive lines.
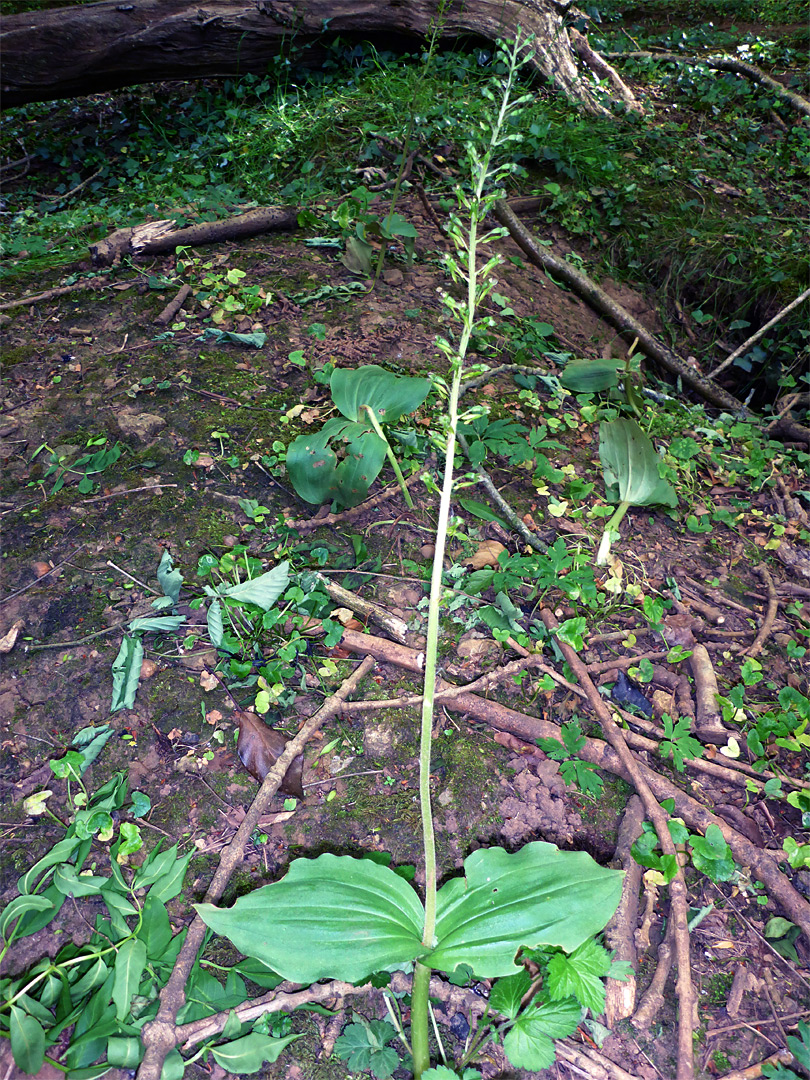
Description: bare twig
xmin=75 ymin=484 xmax=177 ymax=505
xmin=745 ymin=565 xmax=779 ymax=658
xmin=709 ymin=286 xmax=810 ymax=379
xmin=155 ymin=282 xmax=192 ymax=326
xmin=492 ymin=200 xmax=746 ymax=414
xmin=0 ymin=544 xmax=88 ymax=604
xmin=0 ymin=279 xmax=105 ymax=312
xmin=539 ymin=608 xmax=696 ymax=1080
xmin=135 ymin=655 xmax=376 ymax=1080
xmin=456 ymin=431 xmax=549 ymax=553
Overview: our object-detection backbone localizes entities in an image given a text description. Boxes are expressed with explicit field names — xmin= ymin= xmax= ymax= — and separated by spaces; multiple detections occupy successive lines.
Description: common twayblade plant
xmin=197 ymin=35 xmax=625 ymax=1079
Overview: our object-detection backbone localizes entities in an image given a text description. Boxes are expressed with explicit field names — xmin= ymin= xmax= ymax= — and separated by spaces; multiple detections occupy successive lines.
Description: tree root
xmin=492 ymin=199 xmax=747 ymax=414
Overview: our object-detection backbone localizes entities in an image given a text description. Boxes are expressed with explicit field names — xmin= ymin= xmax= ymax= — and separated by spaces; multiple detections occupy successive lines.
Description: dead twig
xmin=281 ymin=466 xmax=429 ymax=533
xmin=745 ymin=566 xmax=779 ymax=658
xmin=632 ymin=915 xmax=674 ymax=1031
xmin=155 ymin=282 xmax=192 ymax=326
xmin=539 ymin=608 xmax=696 ymax=1080
xmin=492 ymin=199 xmax=746 ymax=414
xmin=74 ymin=484 xmax=177 ymax=505
xmin=604 ymin=796 xmax=644 ymax=1026
xmin=456 ymin=431 xmax=549 ymax=553
xmin=709 ymin=285 xmax=810 ymax=379
xmin=0 ymin=278 xmax=105 ymax=312
xmin=0 ymin=544 xmax=88 ymax=604
xmin=135 ymin=655 xmax=376 ymax=1080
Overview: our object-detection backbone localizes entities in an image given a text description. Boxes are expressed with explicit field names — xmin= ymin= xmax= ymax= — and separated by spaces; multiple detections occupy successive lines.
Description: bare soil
xmin=1 ymin=194 xmax=809 ymax=1079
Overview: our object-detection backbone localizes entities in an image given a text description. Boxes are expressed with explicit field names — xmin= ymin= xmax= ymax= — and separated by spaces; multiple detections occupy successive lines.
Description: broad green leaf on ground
xmin=10 ymin=1005 xmax=45 ymax=1075
xmin=210 ymin=1033 xmax=301 ymax=1072
xmin=221 ymin=562 xmax=290 ymax=610
xmin=110 ymin=635 xmax=144 ymax=712
xmin=597 ymin=418 xmax=678 ymax=564
xmin=286 ymin=419 xmax=387 ymax=508
xmin=429 ymin=842 xmax=623 ymax=978
xmin=331 ymin=365 xmax=430 ymax=425
xmin=127 ymin=615 xmax=186 ymax=634
xmin=195 ymin=854 xmax=427 ymax=983
xmin=559 ymin=357 xmax=623 ymax=393
xmin=207 ymin=599 xmax=224 ymax=648
xmin=113 ymin=938 xmax=147 ymax=1020
xmin=599 ymin=419 xmax=678 ymax=509
xmin=156 ymin=548 xmax=183 ymax=604
xmin=70 ymin=725 xmax=115 ymax=772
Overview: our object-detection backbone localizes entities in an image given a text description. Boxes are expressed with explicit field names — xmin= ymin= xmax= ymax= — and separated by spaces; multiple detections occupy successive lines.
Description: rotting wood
xmin=155 ymin=282 xmax=192 ymax=326
xmin=604 ymin=795 xmax=643 ymax=1026
xmin=90 ymin=206 xmax=299 ymax=266
xmin=492 ymin=199 xmax=748 ymax=414
xmin=1 ymin=0 xmax=636 ymax=116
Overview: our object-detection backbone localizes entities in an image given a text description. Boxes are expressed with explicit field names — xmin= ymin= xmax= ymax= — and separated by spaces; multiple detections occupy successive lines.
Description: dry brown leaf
xmin=464 ymin=540 xmax=506 ymax=569
xmin=236 ymin=710 xmax=305 ymax=799
xmin=0 ymin=619 xmax=24 ymax=654
xmin=199 ymin=670 xmax=219 ymax=691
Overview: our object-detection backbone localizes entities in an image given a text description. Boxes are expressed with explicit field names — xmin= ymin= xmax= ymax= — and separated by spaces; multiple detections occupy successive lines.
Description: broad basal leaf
xmin=429 ymin=842 xmax=623 ymax=978
xmin=196 ymin=854 xmax=427 ymax=984
xmin=559 ymin=358 xmax=622 ymax=393
xmin=286 ymin=419 xmax=387 ymax=508
xmin=331 ymin=365 xmax=430 ymax=425
xmin=599 ymin=419 xmax=677 ymax=510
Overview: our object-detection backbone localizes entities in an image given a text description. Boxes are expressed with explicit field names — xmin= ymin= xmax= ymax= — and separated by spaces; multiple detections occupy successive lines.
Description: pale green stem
xmin=361 ymin=406 xmax=414 ymax=509
xmin=414 ymin=35 xmax=526 ymax=1078
xmin=410 ymin=961 xmax=433 ymax=1077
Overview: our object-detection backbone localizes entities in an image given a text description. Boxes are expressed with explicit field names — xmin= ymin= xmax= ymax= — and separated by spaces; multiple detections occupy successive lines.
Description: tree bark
xmin=1 ymin=0 xmax=631 ymax=115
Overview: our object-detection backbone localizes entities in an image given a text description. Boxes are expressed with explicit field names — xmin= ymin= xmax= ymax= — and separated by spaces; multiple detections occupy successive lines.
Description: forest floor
xmin=1 ymin=192 xmax=809 ymax=1080
xmin=1 ymin=17 xmax=810 ymax=1073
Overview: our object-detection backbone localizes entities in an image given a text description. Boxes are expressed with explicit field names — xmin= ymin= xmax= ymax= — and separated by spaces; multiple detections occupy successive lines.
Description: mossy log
xmin=1 ymin=0 xmax=638 ymax=116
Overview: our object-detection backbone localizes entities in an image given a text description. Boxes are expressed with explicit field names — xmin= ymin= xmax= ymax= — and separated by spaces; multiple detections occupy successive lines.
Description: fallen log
xmin=2 ymin=0 xmax=637 ymax=116
xmin=89 ymin=205 xmax=299 ymax=266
